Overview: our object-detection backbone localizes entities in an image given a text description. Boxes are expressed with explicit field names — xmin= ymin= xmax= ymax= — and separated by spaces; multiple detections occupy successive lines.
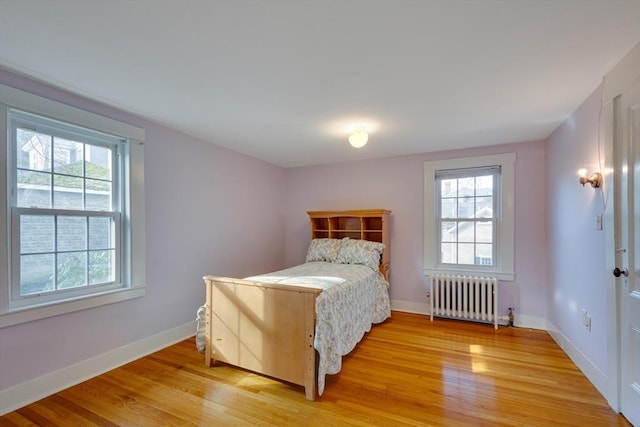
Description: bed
xmin=201 ymin=209 xmax=391 ymax=400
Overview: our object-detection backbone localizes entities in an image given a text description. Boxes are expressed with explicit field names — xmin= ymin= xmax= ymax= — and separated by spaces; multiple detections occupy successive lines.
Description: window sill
xmin=424 ymin=268 xmax=515 ymax=282
xmin=0 ymin=286 xmax=146 ymax=328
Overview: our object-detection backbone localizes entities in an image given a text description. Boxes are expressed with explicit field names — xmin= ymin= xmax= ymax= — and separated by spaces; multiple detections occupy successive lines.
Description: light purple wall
xmin=0 ymin=70 xmax=287 ymax=390
xmin=0 ymin=67 xmax=579 ymax=395
xmin=545 ymin=86 xmax=608 ymax=373
xmin=285 ymin=141 xmax=547 ymax=319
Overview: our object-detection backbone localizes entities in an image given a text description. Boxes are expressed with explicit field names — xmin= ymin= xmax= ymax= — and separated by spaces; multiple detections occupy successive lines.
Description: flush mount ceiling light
xmin=348 ymin=127 xmax=368 ymax=148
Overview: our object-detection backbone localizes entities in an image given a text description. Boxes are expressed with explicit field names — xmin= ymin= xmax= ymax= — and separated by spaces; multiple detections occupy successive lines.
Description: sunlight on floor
xmin=469 ymin=344 xmax=488 ymax=373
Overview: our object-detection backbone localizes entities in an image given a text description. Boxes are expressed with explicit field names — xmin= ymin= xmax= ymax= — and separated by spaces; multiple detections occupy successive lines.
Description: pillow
xmin=336 ymin=238 xmax=385 ymax=271
xmin=306 ymin=238 xmax=342 ymax=263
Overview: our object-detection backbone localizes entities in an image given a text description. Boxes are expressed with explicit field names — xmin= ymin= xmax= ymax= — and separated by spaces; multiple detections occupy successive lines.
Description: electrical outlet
xmin=596 ymin=214 xmax=603 ymax=230
xmin=581 ymin=309 xmax=592 ymax=331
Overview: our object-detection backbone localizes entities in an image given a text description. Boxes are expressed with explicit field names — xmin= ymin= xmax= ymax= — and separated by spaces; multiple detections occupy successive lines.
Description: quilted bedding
xmin=246 ymin=261 xmax=391 ymax=395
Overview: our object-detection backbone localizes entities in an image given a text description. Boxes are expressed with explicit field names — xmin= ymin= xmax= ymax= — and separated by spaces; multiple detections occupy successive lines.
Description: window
xmin=1 ymin=85 xmax=146 ymax=327
xmin=437 ymin=166 xmax=498 ymax=267
xmin=424 ymin=153 xmax=515 ymax=280
xmin=10 ymin=110 xmax=123 ymax=306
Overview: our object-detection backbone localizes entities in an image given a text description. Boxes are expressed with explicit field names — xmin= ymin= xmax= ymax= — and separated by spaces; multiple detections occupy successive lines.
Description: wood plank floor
xmin=1 ymin=311 xmax=631 ymax=426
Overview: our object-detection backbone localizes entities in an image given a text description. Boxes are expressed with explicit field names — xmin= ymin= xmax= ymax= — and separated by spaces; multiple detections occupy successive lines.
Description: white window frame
xmin=0 ymin=84 xmax=146 ymax=327
xmin=424 ymin=153 xmax=515 ymax=281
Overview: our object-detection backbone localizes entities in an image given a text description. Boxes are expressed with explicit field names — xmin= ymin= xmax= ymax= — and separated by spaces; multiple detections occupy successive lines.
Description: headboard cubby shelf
xmin=307 ymin=209 xmax=391 ymax=280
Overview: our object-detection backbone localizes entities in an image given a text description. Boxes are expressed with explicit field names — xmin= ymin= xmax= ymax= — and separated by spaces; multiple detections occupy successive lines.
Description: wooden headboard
xmin=307 ymin=209 xmax=391 ymax=280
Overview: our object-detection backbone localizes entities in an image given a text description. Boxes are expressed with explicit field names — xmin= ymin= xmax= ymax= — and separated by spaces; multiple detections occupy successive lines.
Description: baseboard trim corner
xmin=546 ymin=320 xmax=607 ymax=397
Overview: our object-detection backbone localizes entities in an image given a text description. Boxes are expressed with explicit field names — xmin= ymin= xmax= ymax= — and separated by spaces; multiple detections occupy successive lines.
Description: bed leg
xmin=304 ymin=385 xmax=316 ymax=401
xmin=304 ymin=294 xmax=317 ymax=400
xmin=303 ymin=348 xmax=316 ymax=401
xmin=204 ymin=338 xmax=212 ymax=367
xmin=205 ymin=284 xmax=214 ymax=367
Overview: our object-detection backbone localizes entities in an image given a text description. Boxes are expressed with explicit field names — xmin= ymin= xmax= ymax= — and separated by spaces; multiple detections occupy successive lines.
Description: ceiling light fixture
xmin=348 ymin=128 xmax=368 ymax=148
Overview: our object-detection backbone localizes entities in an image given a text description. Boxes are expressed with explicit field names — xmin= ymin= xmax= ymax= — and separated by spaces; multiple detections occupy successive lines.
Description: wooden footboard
xmin=203 ymin=275 xmax=321 ymax=400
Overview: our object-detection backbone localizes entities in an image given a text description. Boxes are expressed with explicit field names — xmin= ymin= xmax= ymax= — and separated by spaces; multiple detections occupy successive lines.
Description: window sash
xmin=9 ymin=109 xmax=122 ymax=213
xmin=7 ymin=110 xmax=126 ymax=308
xmin=435 ymin=167 xmax=500 ymax=269
xmin=10 ymin=208 xmax=124 ymax=308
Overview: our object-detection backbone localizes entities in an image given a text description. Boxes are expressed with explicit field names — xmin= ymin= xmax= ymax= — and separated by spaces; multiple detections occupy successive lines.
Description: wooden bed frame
xmin=203 ymin=276 xmax=321 ymax=399
xmin=202 ymin=209 xmax=390 ymax=400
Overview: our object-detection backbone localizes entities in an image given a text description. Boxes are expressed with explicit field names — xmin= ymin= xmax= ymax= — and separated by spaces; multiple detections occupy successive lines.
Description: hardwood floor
xmin=1 ymin=311 xmax=631 ymax=426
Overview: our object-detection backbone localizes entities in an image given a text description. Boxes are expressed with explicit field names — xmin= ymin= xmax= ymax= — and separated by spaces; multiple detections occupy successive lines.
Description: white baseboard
xmin=546 ymin=320 xmax=607 ymax=396
xmin=512 ymin=314 xmax=547 ymax=330
xmin=0 ymin=322 xmax=195 ymax=415
xmin=391 ymin=299 xmax=429 ymax=315
xmin=391 ymin=299 xmax=546 ymax=330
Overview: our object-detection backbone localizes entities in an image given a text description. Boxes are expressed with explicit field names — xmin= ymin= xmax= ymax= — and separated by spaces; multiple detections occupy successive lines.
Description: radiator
xmin=429 ymin=274 xmax=499 ymax=329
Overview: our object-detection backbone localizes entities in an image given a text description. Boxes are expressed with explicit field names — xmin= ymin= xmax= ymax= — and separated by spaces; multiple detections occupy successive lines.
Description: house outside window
xmin=1 ymin=84 xmax=146 ymax=327
xmin=424 ymin=153 xmax=515 ymax=281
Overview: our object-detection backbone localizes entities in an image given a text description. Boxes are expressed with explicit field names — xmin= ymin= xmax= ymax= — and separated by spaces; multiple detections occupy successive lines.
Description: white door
xmin=614 ymin=80 xmax=640 ymax=426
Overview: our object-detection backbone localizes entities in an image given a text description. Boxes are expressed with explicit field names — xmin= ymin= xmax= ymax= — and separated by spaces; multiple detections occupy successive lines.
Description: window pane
xmin=21 ymin=215 xmax=54 ymax=253
xmin=476 ymin=244 xmax=493 ymax=264
xmin=53 ymin=138 xmax=83 ymax=176
xmin=85 ymin=179 xmax=112 ymax=211
xmin=89 ymin=250 xmax=114 ymax=284
xmin=17 ymin=170 xmax=51 ymax=208
xmin=476 ymin=222 xmax=493 ymax=243
xmin=89 ymin=217 xmax=113 ymax=249
xmin=475 ymin=196 xmax=493 ymax=218
xmin=53 ymin=175 xmax=83 ymax=209
xmin=86 ymin=145 xmax=112 ymax=180
xmin=458 ymin=221 xmax=475 ymax=242
xmin=85 ymin=178 xmax=110 ymax=193
xmin=17 ymin=129 xmax=51 ymax=171
xmin=441 ymin=243 xmax=457 ymax=264
xmin=57 ymin=252 xmax=87 ymax=289
xmin=475 ymin=175 xmax=493 ymax=196
xmin=458 ymin=197 xmax=474 ymax=218
xmin=57 ymin=216 xmax=87 ymax=251
xmin=441 ymin=198 xmax=457 ymax=218
xmin=440 ymin=179 xmax=457 ymax=197
xmin=441 ymin=221 xmax=456 ymax=242
xmin=20 ymin=254 xmax=55 ymax=295
xmin=458 ymin=243 xmax=475 ymax=264
xmin=458 ymin=177 xmax=475 ymax=197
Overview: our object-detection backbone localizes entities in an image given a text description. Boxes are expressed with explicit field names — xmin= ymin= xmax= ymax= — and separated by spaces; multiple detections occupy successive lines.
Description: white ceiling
xmin=1 ymin=1 xmax=639 ymax=168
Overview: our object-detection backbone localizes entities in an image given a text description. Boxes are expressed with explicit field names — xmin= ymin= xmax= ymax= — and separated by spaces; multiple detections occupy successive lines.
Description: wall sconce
xmin=578 ymin=168 xmax=602 ymax=188
xmin=348 ymin=128 xmax=368 ymax=148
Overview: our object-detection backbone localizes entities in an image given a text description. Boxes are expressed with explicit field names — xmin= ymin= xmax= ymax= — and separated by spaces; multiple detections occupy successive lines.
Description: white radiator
xmin=429 ymin=274 xmax=499 ymax=329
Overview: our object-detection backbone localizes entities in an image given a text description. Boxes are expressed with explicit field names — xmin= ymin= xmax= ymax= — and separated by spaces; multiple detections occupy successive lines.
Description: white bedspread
xmin=246 ymin=261 xmax=391 ymax=395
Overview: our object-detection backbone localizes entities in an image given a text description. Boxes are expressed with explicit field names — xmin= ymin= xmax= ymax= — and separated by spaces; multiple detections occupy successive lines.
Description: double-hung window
xmin=424 ymin=153 xmax=515 ymax=280
xmin=436 ymin=166 xmax=498 ymax=267
xmin=1 ymin=85 xmax=145 ymax=327
xmin=10 ymin=110 xmax=123 ymax=306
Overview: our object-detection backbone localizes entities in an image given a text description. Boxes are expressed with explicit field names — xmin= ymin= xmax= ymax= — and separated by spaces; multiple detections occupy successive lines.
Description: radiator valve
xmin=508 ymin=307 xmax=514 ymax=327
